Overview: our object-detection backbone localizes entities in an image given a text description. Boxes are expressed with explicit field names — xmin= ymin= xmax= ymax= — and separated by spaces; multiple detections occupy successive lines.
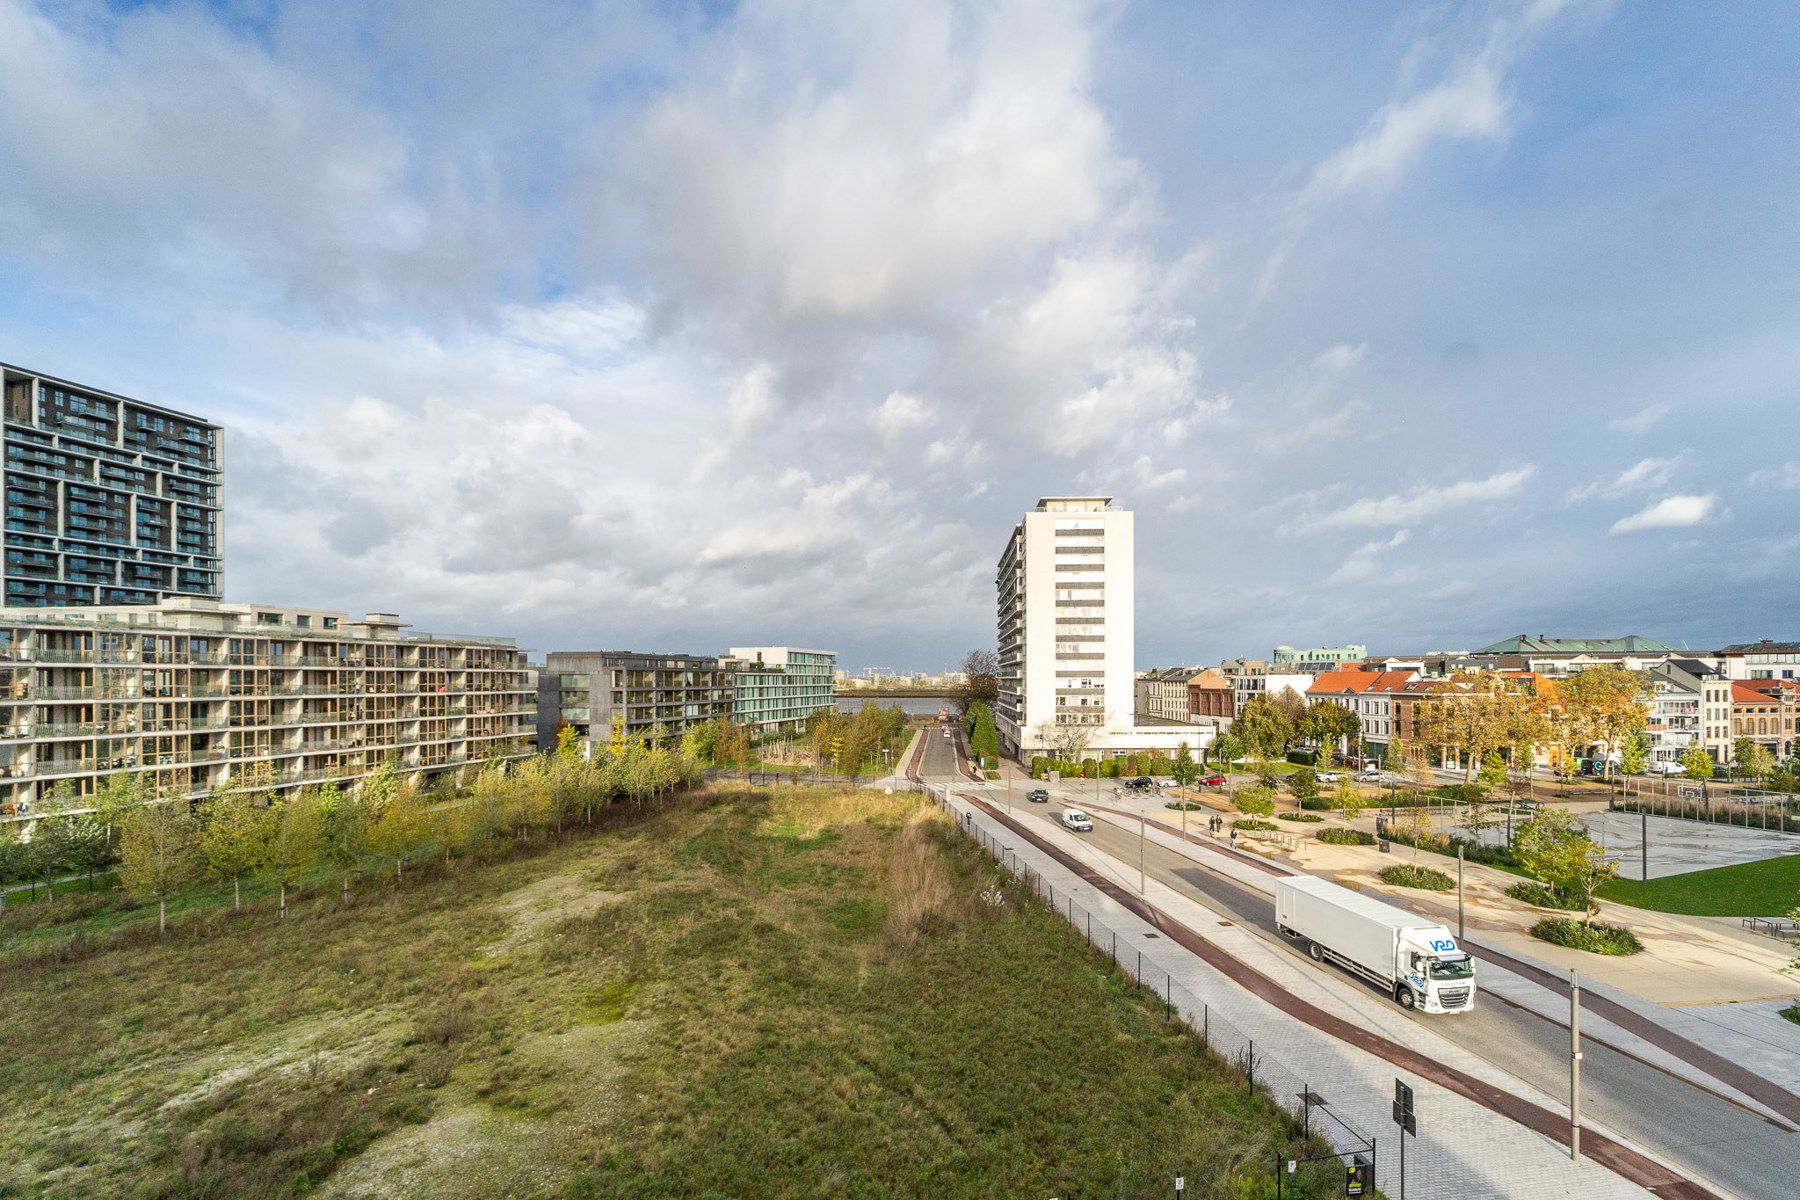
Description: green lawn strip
xmin=0 ymin=788 xmax=1320 ymax=1200
xmin=1596 ymin=853 xmax=1800 ymax=917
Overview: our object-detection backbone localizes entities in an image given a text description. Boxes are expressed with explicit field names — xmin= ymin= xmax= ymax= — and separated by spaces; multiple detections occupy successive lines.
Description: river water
xmin=835 ymin=695 xmax=951 ymax=716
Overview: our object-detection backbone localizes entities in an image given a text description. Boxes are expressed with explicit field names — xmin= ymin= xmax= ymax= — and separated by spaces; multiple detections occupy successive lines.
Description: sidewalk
xmin=937 ymin=786 xmax=1688 ymax=1199
xmin=1063 ymin=785 xmax=1800 ymax=1119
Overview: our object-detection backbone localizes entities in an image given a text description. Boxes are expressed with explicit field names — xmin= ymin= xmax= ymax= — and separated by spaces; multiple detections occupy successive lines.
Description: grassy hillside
xmin=0 ymin=785 xmax=1317 ymax=1199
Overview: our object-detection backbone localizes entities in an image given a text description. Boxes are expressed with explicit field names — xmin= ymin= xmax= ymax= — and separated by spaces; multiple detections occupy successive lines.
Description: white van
xmin=1060 ymin=807 xmax=1094 ymax=832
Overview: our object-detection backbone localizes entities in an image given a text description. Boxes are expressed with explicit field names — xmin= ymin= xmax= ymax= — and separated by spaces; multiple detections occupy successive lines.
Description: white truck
xmin=1059 ymin=807 xmax=1094 ymax=832
xmin=1275 ymin=875 xmax=1475 ymax=1013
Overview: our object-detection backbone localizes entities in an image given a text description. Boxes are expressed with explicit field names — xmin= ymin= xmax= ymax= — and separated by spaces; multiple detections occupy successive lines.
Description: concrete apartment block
xmin=2 ymin=361 xmax=222 ymax=607
xmin=0 ymin=599 xmax=534 ymax=822
xmin=538 ymin=650 xmax=736 ymax=753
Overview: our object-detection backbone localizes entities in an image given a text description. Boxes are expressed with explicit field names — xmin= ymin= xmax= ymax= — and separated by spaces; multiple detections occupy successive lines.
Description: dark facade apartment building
xmin=537 ymin=650 xmax=736 ymax=753
xmin=2 ymin=361 xmax=222 ymax=607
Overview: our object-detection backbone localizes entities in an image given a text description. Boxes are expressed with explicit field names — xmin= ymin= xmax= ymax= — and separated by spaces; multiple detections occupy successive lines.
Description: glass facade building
xmin=725 ymin=646 xmax=837 ymax=734
xmin=3 ymin=362 xmax=221 ymax=607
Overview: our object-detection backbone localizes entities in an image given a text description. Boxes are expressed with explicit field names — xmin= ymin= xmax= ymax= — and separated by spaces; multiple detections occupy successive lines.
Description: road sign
xmin=1394 ymin=1080 xmax=1413 ymax=1112
xmin=1391 ymin=1102 xmax=1417 ymax=1135
xmin=1174 ymin=1177 xmax=1184 ymax=1193
xmin=1346 ymin=1156 xmax=1370 ymax=1196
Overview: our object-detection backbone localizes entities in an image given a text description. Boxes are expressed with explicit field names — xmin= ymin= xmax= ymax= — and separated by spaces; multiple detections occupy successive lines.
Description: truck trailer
xmin=1275 ymin=875 xmax=1476 ymax=1013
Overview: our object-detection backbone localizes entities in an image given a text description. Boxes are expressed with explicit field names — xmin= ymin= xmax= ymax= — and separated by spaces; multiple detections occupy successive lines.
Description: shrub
xmin=1782 ymin=1003 xmax=1800 ymax=1027
xmin=1300 ymin=797 xmax=1331 ymax=811
xmin=1529 ymin=918 xmax=1644 ymax=956
xmin=1505 ymin=881 xmax=1586 ymax=911
xmin=1278 ymin=812 xmax=1323 ymax=823
xmin=1317 ymin=828 xmax=1376 ymax=846
xmin=1433 ymin=783 xmax=1490 ymax=804
xmin=1379 ymin=865 xmax=1454 ymax=891
xmin=1285 ymin=750 xmax=1317 ymax=766
xmin=1232 ymin=818 xmax=1279 ymax=832
xmin=1233 ymin=787 xmax=1276 ymax=817
xmin=1165 ymin=801 xmax=1207 ymax=812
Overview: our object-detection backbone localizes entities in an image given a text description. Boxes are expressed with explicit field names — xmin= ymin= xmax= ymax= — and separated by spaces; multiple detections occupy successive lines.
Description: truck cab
xmin=1395 ymin=933 xmax=1476 ymax=1013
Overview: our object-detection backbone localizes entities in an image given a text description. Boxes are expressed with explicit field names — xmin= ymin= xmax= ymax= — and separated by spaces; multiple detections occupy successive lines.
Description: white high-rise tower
xmin=995 ymin=496 xmax=1135 ymax=758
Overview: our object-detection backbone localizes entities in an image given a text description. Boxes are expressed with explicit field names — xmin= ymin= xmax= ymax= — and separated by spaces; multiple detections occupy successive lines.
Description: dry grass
xmin=881 ymin=806 xmax=957 ymax=946
xmin=0 ymin=784 xmax=1306 ymax=1199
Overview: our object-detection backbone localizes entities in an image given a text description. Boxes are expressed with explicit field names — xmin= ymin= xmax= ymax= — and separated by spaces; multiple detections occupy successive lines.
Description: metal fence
xmin=1612 ymin=790 xmax=1799 ymax=834
xmin=925 ymin=785 xmax=1380 ymax=1195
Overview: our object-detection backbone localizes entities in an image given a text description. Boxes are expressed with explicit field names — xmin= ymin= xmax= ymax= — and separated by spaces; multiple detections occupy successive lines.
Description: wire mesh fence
xmin=927 ymin=785 xmax=1381 ymax=1193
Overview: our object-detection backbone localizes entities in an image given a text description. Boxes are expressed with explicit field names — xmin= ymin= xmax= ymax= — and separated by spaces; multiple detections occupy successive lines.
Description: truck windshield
xmin=1429 ymin=956 xmax=1474 ymax=980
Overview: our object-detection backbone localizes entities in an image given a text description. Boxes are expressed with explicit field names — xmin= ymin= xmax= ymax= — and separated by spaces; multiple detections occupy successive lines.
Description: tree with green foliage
xmin=318 ymin=781 xmax=370 ymax=903
xmin=119 ymin=801 xmax=200 ymax=934
xmin=198 ymin=789 xmax=271 ymax=910
xmin=92 ymin=771 xmax=148 ymax=855
xmin=1383 ymin=737 xmax=1408 ymax=772
xmin=1233 ymin=786 xmax=1276 ymax=817
xmin=1478 ymin=751 xmax=1508 ymax=789
xmin=367 ymin=780 xmax=431 ymax=883
xmin=1680 ymin=743 xmax=1715 ymax=781
xmin=1287 ymin=768 xmax=1320 ymax=805
xmin=1733 ymin=738 xmax=1775 ymax=781
xmin=955 ymin=649 xmax=1001 ymax=716
xmin=1620 ymin=731 xmax=1650 ymax=777
xmin=1513 ymin=808 xmax=1617 ymax=923
xmin=263 ymin=790 xmax=324 ymax=919
xmin=1210 ymin=732 xmax=1244 ymax=770
xmin=1332 ymin=777 xmax=1365 ymax=822
xmin=1171 ymin=742 xmax=1199 ymax=790
xmin=1233 ymin=694 xmax=1293 ymax=761
xmin=1300 ymin=700 xmax=1361 ymax=763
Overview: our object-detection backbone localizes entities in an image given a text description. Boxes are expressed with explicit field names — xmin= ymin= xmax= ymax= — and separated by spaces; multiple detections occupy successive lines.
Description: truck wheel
xmin=1395 ymin=985 xmax=1417 ymax=1010
xmin=1308 ymin=941 xmax=1324 ymax=962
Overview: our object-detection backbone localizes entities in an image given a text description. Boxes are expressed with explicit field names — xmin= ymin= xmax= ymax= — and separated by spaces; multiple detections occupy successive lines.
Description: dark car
xmin=1200 ymin=774 xmax=1227 ymax=787
xmin=1026 ymin=788 xmax=1050 ymax=803
xmin=1125 ymin=776 xmax=1156 ymax=792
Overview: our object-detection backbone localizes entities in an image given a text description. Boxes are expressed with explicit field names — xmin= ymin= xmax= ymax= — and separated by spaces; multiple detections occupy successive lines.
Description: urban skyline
xmin=0 ymin=3 xmax=1794 ymax=670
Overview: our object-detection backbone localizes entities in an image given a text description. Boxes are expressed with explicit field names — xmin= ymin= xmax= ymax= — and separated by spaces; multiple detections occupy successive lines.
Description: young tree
xmin=367 ymin=781 xmax=430 ymax=883
xmin=1300 ymin=701 xmax=1361 ymax=763
xmin=1680 ymin=743 xmax=1715 ymax=782
xmin=119 ymin=801 xmax=200 ymax=934
xmin=198 ymin=789 xmax=272 ymax=910
xmin=1478 ymin=751 xmax=1508 ymax=789
xmin=1233 ymin=785 xmax=1276 ymax=816
xmin=1171 ymin=741 xmax=1199 ymax=790
xmin=318 ymin=782 xmax=369 ymax=903
xmin=1734 ymin=738 xmax=1775 ymax=781
xmin=1382 ymin=737 xmax=1409 ymax=772
xmin=24 ymin=815 xmax=78 ymax=902
xmin=92 ymin=771 xmax=148 ymax=855
xmin=1210 ymin=732 xmax=1244 ymax=770
xmin=1332 ymin=777 xmax=1365 ymax=823
xmin=262 ymin=790 xmax=324 ymax=918
xmin=1513 ymin=808 xmax=1618 ymax=922
xmin=1287 ymin=768 xmax=1320 ymax=806
xmin=1620 ymin=731 xmax=1650 ymax=777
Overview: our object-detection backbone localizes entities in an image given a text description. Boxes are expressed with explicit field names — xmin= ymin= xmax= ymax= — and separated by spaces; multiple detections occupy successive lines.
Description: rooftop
xmin=1475 ymin=634 xmax=1678 ymax=655
xmin=1717 ymin=640 xmax=1800 ymax=655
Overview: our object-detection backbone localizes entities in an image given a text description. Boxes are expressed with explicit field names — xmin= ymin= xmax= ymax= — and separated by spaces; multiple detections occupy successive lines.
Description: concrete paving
xmin=1578 ymin=810 xmax=1800 ymax=880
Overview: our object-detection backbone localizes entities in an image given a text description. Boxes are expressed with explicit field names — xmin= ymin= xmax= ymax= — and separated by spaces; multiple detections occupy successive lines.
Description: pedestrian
xmin=1229 ymin=827 xmax=1238 ymax=847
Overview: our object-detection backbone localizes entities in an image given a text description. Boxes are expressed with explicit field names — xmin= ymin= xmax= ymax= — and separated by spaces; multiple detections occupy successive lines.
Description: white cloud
xmin=869 ymin=391 xmax=935 ymax=440
xmin=1315 ymin=343 xmax=1367 ymax=372
xmin=1133 ymin=457 xmax=1188 ymax=492
xmin=1302 ymin=64 xmax=1508 ymax=206
xmin=1566 ymin=455 xmax=1680 ymax=503
xmin=1609 ymin=402 xmax=1671 ymax=434
xmin=1748 ymin=462 xmax=1800 ymax=490
xmin=1312 ymin=466 xmax=1536 ymax=530
xmin=1160 ymin=393 xmax=1230 ymax=444
xmin=1325 ymin=528 xmax=1412 ymax=586
xmin=1609 ymin=494 xmax=1719 ymax=534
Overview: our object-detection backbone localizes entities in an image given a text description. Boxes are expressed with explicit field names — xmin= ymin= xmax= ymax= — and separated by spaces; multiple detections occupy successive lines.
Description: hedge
xmin=1232 ymin=818 xmax=1279 ymax=832
xmin=1278 ymin=812 xmax=1323 ymax=823
xmin=1379 ymin=864 xmax=1455 ymax=892
xmin=1529 ymin=918 xmax=1644 ymax=956
xmin=1505 ymin=881 xmax=1585 ymax=911
xmin=1317 ymin=828 xmax=1377 ymax=846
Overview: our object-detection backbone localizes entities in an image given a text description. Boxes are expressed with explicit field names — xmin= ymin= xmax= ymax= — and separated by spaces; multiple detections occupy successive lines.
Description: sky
xmin=0 ymin=0 xmax=1795 ymax=671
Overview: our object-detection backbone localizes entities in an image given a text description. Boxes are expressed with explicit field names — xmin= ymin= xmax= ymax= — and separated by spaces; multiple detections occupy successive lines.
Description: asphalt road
xmin=975 ymin=774 xmax=1800 ymax=1200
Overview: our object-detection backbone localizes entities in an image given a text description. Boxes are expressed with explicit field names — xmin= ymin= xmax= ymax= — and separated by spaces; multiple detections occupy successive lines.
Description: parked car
xmin=1060 ymin=807 xmax=1095 ymax=832
xmin=1357 ymin=769 xmax=1383 ymax=783
xmin=1200 ymin=774 xmax=1227 ymax=787
xmin=1026 ymin=788 xmax=1050 ymax=803
xmin=1125 ymin=776 xmax=1156 ymax=792
xmin=1316 ymin=771 xmax=1343 ymax=783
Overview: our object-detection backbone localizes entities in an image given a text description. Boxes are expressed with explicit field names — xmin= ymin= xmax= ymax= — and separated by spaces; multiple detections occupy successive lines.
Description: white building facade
xmin=996 ymin=497 xmax=1134 ymax=756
